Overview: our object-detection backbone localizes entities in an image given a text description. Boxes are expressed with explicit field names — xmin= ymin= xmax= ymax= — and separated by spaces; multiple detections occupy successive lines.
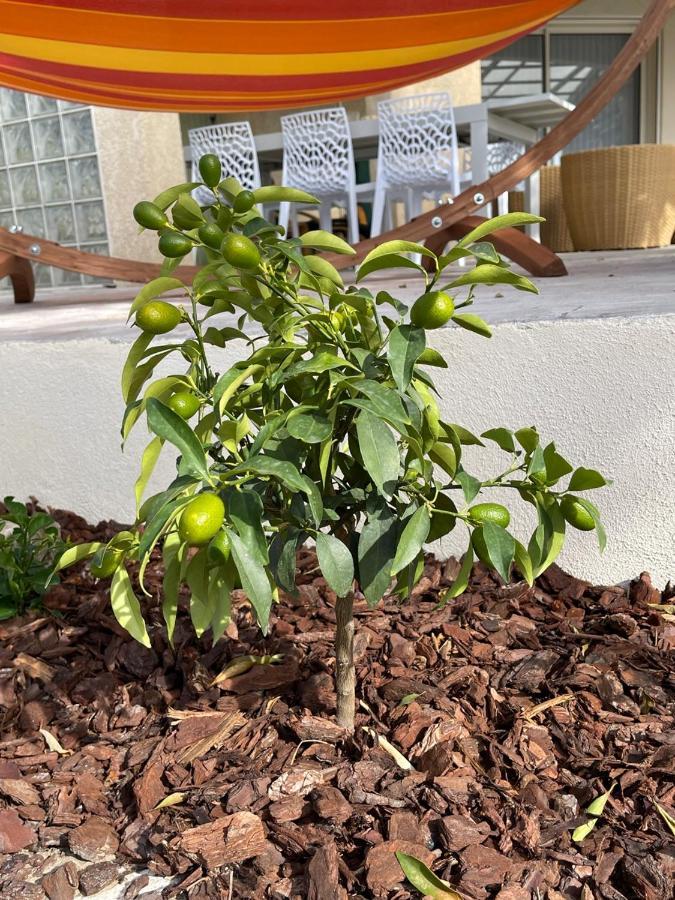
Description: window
xmin=481 ymin=32 xmax=641 ymax=153
xmin=0 ymin=90 xmax=108 ymax=287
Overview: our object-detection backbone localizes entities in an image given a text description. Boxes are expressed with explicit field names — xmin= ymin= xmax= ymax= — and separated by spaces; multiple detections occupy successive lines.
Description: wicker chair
xmin=561 ymin=144 xmax=675 ymax=250
xmin=540 ymin=165 xmax=574 ymax=253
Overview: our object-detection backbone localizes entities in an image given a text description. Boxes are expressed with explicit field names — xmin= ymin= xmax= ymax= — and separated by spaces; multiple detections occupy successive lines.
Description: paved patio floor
xmin=0 ymin=246 xmax=673 ymax=342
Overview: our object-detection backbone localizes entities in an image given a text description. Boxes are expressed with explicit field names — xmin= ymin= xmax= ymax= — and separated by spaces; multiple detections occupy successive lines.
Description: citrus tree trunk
xmin=335 ymin=590 xmax=355 ymax=732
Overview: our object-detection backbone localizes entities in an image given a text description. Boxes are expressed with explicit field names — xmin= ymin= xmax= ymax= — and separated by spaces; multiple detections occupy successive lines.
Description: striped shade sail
xmin=0 ymin=1 xmax=579 ymax=111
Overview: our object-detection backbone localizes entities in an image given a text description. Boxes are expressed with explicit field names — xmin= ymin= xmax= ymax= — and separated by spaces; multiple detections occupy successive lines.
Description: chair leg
xmin=319 ymin=202 xmax=332 ymax=234
xmin=290 ymin=207 xmax=299 ymax=237
xmin=370 ymin=185 xmax=386 ymax=238
xmin=278 ymin=201 xmax=290 ymax=237
xmin=346 ymin=191 xmax=360 ymax=245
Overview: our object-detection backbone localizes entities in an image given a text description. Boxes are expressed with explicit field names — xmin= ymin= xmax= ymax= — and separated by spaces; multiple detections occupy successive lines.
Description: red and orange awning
xmin=0 ymin=1 xmax=579 ymax=111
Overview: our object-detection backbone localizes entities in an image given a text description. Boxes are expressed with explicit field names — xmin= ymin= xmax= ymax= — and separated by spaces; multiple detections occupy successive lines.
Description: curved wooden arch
xmin=325 ymin=0 xmax=675 ymax=269
xmin=0 ymin=0 xmax=671 ymax=303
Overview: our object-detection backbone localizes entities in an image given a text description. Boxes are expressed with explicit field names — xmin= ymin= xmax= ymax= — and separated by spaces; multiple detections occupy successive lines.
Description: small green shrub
xmin=0 ymin=497 xmax=64 ymax=619
xmin=59 ymin=157 xmax=608 ymax=730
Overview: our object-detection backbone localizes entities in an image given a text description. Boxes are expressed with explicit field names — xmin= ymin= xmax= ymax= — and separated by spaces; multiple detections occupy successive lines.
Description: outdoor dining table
xmin=183 ymin=93 xmax=573 ymax=184
xmin=248 ymin=92 xmax=574 ymax=185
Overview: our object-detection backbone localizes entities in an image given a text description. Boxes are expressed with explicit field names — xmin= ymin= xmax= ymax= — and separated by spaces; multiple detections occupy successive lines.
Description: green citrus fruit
xmin=135 ymin=300 xmax=182 ymax=335
xmin=468 ymin=502 xmax=511 ymax=529
xmin=178 ymin=493 xmax=225 ymax=546
xmin=158 ymin=230 xmax=193 ymax=258
xmin=133 ymin=201 xmax=168 ymax=231
xmin=199 ymin=153 xmax=222 ymax=188
xmin=221 ymin=233 xmax=260 ymax=269
xmin=167 ymin=391 xmax=201 ymax=419
xmin=561 ymin=496 xmax=595 ymax=531
xmin=410 ymin=291 xmax=455 ymax=330
xmin=233 ymin=190 xmax=256 ymax=214
xmin=90 ymin=548 xmax=123 ymax=579
xmin=208 ymin=530 xmax=231 ymax=563
xmin=198 ymin=222 xmax=224 ymax=250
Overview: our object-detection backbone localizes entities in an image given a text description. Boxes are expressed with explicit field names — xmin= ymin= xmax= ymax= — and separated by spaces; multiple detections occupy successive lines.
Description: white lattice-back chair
xmin=371 ymin=93 xmax=462 ymax=237
xmin=188 ymin=122 xmax=261 ymax=206
xmin=462 ymin=141 xmax=539 ymax=221
xmin=279 ymin=107 xmax=372 ymax=244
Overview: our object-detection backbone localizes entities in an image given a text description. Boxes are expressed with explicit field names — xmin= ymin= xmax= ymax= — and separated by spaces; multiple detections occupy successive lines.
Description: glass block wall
xmin=0 ymin=89 xmax=108 ymax=287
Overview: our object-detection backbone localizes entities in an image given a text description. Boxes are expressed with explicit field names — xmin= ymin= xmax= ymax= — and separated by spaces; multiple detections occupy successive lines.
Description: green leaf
xmin=253 ymin=185 xmax=319 ymax=205
xmin=209 ymin=562 xmax=234 ymax=642
xmin=146 ymin=398 xmax=209 ymax=482
xmin=480 ymin=522 xmax=516 ymax=582
xmin=515 ymin=427 xmax=539 ymax=454
xmin=352 ymin=380 xmax=410 ymax=428
xmin=110 ymin=567 xmax=151 ymax=648
xmin=269 ymin=528 xmax=300 ymax=594
xmin=455 ymin=469 xmax=481 ymax=503
xmin=451 ymin=313 xmax=492 ymax=338
xmin=415 ymin=347 xmax=447 ymax=368
xmin=228 ymin=489 xmax=268 ymax=565
xmin=449 ymin=263 xmax=538 ymax=294
xmin=356 ymin=253 xmax=426 ymax=282
xmin=121 ymin=333 xmax=153 ymax=401
xmin=358 ymin=499 xmax=398 ymax=607
xmin=356 ymin=411 xmax=400 ymax=499
xmin=391 ymin=506 xmax=430 ymax=576
xmin=287 ymin=410 xmax=332 ymax=444
xmin=289 ymin=352 xmax=356 ymax=377
xmin=455 ymin=212 xmax=544 ymax=247
xmin=135 ymin=436 xmax=163 ymax=513
xmin=568 ymin=467 xmax=608 ymax=491
xmin=448 ymin=423 xmax=484 ymax=446
xmin=299 ymin=230 xmax=355 ymax=255
xmin=439 ymin=544 xmax=474 ymax=604
xmin=482 ymin=427 xmax=515 ymax=453
xmin=529 ymin=498 xmax=566 ymax=577
xmin=429 ymin=442 xmax=457 ymax=479
xmin=153 ymin=181 xmax=202 ymax=211
xmin=315 ymin=532 xmax=354 ymax=597
xmin=527 ymin=445 xmax=547 ymax=481
xmin=304 ymin=254 xmax=344 ymax=286
xmin=514 ymin=539 xmax=534 ymax=586
xmin=162 ymin=533 xmax=182 ymax=646
xmin=572 ymin=784 xmax=615 ymax=843
xmin=543 ymin=442 xmax=574 ymax=483
xmin=395 ymin=851 xmax=461 ymax=899
xmin=213 ymin=364 xmax=264 ymax=415
xmin=360 ymin=239 xmax=436 ymax=266
xmin=655 ymin=802 xmax=675 ymax=838
xmin=234 ymin=456 xmax=323 ymax=526
xmin=53 ymin=541 xmax=102 ymax=573
xmin=127 ymin=276 xmax=186 ymax=319
xmin=388 ymin=325 xmax=426 ymax=393
xmin=186 ymin=549 xmax=212 ymax=637
xmin=227 ymin=530 xmax=274 ymax=634
xmin=573 ymin=496 xmax=607 ymax=552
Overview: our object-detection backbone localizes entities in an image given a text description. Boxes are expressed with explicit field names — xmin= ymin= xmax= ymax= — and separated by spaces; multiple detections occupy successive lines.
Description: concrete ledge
xmin=1 ymin=312 xmax=673 ymax=588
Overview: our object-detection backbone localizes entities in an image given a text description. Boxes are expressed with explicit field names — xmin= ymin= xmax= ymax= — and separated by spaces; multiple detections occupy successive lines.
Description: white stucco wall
xmin=1 ymin=314 xmax=673 ymax=588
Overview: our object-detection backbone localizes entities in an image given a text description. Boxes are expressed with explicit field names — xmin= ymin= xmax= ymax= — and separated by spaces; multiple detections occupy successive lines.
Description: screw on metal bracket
xmin=9 ymin=224 xmax=23 ymax=234
xmin=29 ymin=243 xmax=41 ymax=256
xmin=473 ymin=192 xmax=485 ymax=205
xmin=431 ymin=216 xmax=443 ymax=229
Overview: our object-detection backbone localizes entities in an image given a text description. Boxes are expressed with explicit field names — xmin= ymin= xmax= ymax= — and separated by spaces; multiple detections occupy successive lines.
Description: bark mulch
xmin=1 ymin=508 xmax=674 ymax=900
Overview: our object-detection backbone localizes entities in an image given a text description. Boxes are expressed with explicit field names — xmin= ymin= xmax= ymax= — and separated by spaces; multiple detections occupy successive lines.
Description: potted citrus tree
xmin=58 ymin=155 xmax=607 ymax=732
